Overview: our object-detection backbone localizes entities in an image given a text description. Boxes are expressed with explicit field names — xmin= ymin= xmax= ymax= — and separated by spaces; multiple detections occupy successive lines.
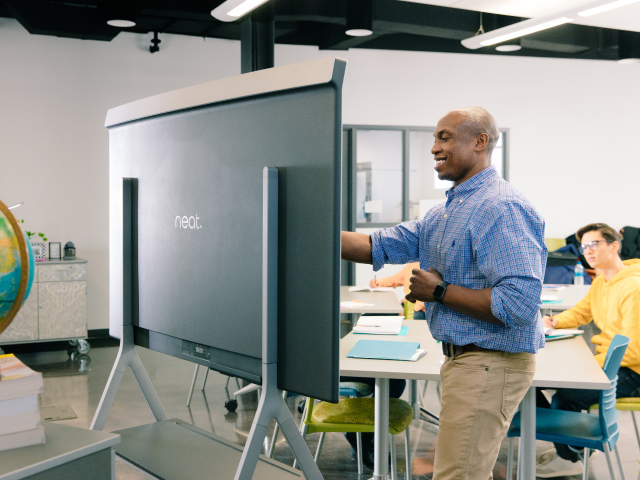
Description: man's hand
xmin=369 ymin=278 xmax=379 ymax=288
xmin=406 ymin=268 xmax=443 ymax=304
xmin=542 ymin=315 xmax=558 ymax=329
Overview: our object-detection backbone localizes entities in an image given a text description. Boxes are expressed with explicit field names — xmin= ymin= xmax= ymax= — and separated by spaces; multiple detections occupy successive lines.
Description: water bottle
xmin=574 ymin=261 xmax=584 ymax=286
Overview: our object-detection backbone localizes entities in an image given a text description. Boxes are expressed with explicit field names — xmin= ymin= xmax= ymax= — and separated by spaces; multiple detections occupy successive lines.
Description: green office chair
xmin=299 ymin=396 xmax=414 ymax=479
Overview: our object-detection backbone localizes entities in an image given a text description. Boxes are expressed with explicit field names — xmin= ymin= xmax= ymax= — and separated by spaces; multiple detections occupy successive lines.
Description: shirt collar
xmin=446 ymin=166 xmax=498 ymax=199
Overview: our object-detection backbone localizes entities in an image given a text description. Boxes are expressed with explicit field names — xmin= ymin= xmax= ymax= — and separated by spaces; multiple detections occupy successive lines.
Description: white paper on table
xmin=541 ymin=295 xmax=558 ymax=301
xmin=348 ymin=286 xmax=395 ymax=292
xmin=542 ymin=285 xmax=566 ymax=291
xmin=364 ymin=200 xmax=383 ymax=213
xmin=419 ymin=199 xmax=446 ymax=219
xmin=353 ymin=316 xmax=404 ymax=335
xmin=340 ymin=301 xmax=375 ymax=309
xmin=545 ymin=328 xmax=584 ymax=336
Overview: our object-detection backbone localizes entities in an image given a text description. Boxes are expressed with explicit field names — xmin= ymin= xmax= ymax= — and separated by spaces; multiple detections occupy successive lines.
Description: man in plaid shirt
xmin=342 ymin=107 xmax=547 ymax=479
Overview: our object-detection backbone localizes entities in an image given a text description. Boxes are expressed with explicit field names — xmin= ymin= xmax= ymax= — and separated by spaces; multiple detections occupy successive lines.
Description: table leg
xmin=374 ymin=378 xmax=390 ymax=480
xmin=409 ymin=379 xmax=419 ymax=419
xmin=520 ymin=387 xmax=536 ymax=480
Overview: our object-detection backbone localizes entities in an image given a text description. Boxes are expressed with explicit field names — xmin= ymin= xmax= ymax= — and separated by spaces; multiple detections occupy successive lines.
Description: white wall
xmin=2 ymin=17 xmax=639 ymax=329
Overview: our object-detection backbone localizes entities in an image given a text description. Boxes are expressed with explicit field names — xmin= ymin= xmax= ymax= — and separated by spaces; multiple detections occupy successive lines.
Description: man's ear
xmin=475 ymin=133 xmax=489 ymax=151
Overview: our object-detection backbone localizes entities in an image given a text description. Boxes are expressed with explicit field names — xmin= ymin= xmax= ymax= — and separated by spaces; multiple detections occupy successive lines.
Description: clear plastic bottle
xmin=574 ymin=261 xmax=584 ymax=286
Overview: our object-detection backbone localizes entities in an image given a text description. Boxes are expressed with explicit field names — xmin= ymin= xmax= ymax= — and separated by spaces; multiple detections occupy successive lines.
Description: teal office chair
xmin=506 ymin=334 xmax=630 ymax=480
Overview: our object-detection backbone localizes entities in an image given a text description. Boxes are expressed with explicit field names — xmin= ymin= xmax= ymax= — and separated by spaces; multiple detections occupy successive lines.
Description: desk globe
xmin=0 ymin=200 xmax=34 ymax=336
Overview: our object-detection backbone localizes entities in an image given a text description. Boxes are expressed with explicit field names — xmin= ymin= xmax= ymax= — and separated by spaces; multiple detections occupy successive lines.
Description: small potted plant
xmin=21 ymin=220 xmax=47 ymax=262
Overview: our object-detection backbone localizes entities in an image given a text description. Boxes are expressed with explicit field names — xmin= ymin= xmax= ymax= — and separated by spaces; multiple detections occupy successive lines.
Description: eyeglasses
xmin=579 ymin=240 xmax=608 ymax=254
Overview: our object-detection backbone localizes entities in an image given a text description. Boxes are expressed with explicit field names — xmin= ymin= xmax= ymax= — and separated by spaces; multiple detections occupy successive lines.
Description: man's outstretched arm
xmin=342 ymin=232 xmax=373 ymax=264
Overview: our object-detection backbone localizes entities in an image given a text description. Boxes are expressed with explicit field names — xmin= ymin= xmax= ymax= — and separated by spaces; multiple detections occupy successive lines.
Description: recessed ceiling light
xmin=346 ymin=0 xmax=373 ymax=37
xmin=107 ymin=19 xmax=135 ymax=28
xmin=346 ymin=29 xmax=373 ymax=36
xmin=496 ymin=45 xmax=522 ymax=52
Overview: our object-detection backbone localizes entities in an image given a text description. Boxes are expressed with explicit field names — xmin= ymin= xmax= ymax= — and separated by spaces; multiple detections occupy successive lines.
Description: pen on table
xmin=374 ymin=275 xmax=377 ymax=287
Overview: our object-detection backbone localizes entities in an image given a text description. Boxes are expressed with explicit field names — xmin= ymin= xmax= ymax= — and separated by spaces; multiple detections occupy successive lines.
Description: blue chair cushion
xmin=508 ymin=408 xmax=618 ymax=452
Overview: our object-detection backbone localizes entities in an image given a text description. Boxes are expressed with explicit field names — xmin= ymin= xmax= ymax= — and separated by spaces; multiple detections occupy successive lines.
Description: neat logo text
xmin=175 ymin=215 xmax=202 ymax=229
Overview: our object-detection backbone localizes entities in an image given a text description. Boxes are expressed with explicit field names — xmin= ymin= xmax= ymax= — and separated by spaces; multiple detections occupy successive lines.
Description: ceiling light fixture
xmin=212 ymin=0 xmax=269 ymax=22
xmin=578 ymin=0 xmax=640 ymax=17
xmin=346 ymin=0 xmax=373 ymax=37
xmin=483 ymin=17 xmax=571 ymax=47
xmin=7 ymin=203 xmax=23 ymax=210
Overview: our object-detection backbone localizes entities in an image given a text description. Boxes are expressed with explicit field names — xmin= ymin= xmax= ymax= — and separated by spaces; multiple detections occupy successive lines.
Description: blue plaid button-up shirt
xmin=371 ymin=166 xmax=547 ymax=353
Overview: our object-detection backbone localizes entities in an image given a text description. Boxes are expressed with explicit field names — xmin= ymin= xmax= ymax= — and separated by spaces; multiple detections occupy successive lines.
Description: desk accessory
xmin=49 ymin=242 xmax=61 ymax=260
xmin=63 ymin=242 xmax=76 ymax=260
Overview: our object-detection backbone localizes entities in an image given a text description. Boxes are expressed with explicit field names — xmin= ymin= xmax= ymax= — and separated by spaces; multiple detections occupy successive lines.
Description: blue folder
xmin=347 ymin=340 xmax=420 ymax=361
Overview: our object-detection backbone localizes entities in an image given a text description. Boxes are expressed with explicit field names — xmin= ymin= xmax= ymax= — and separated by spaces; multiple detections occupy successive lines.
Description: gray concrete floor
xmin=15 ymin=345 xmax=640 ymax=479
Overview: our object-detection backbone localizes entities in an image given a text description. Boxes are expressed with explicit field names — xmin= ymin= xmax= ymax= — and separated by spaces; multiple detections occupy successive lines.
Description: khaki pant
xmin=433 ymin=351 xmax=536 ymax=480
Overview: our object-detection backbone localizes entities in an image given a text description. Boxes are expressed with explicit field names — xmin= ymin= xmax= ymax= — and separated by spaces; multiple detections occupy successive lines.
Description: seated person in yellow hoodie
xmin=539 ymin=223 xmax=640 ymax=472
xmin=370 ymin=262 xmax=425 ymax=319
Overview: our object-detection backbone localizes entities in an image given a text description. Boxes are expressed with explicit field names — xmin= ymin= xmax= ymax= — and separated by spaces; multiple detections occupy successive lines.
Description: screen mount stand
xmin=91 ymin=174 xmax=322 ymax=480
xmin=90 ymin=178 xmax=168 ymax=431
xmin=234 ymin=167 xmax=322 ymax=480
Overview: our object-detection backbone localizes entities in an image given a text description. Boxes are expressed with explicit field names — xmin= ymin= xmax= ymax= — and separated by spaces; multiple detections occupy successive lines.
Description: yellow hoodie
xmin=555 ymin=259 xmax=640 ymax=375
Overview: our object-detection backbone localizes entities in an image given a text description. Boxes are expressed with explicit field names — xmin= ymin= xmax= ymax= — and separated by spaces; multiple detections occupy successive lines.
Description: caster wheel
xmin=68 ymin=339 xmax=79 ymax=346
xmin=78 ymin=355 xmax=91 ymax=372
xmin=77 ymin=339 xmax=91 ymax=355
xmin=297 ymin=399 xmax=306 ymax=413
xmin=68 ymin=349 xmax=79 ymax=362
xmin=225 ymin=399 xmax=238 ymax=412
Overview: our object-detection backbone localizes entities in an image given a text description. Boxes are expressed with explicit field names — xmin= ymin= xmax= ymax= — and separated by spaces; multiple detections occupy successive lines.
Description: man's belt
xmin=441 ymin=341 xmax=497 ymax=358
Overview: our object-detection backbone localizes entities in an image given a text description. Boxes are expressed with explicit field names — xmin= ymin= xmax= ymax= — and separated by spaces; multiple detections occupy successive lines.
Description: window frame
xmin=344 ymin=125 xmax=509 ymax=229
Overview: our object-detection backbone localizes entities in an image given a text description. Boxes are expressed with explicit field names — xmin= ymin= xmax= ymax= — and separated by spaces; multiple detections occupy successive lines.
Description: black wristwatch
xmin=433 ymin=281 xmax=449 ymax=304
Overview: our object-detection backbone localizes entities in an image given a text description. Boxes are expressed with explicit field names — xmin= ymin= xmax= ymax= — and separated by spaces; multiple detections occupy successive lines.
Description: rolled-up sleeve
xmin=476 ymin=201 xmax=547 ymax=328
xmin=371 ymin=221 xmax=421 ymax=272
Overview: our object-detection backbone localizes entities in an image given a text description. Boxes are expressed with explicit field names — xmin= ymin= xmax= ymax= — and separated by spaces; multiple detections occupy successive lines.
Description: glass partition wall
xmin=342 ymin=125 xmax=508 ymax=287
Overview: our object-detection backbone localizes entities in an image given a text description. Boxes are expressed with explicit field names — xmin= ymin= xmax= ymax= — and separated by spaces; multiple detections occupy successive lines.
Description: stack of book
xmin=0 ymin=353 xmax=45 ymax=451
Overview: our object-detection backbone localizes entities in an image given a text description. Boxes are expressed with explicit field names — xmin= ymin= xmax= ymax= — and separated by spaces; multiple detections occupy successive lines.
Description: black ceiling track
xmin=0 ymin=0 xmax=637 ymax=61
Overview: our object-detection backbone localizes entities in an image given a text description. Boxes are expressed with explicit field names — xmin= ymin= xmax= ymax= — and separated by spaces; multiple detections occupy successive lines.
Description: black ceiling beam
xmin=6 ymin=0 xmax=119 ymax=41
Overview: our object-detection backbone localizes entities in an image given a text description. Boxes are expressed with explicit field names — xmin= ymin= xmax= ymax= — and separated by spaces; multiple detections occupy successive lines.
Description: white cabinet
xmin=0 ymin=259 xmax=88 ymax=344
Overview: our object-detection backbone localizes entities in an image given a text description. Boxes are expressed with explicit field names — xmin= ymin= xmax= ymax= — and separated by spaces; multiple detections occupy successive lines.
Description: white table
xmin=542 ymin=284 xmax=591 ymax=311
xmin=340 ymin=286 xmax=404 ymax=315
xmin=339 ymin=320 xmax=610 ymax=480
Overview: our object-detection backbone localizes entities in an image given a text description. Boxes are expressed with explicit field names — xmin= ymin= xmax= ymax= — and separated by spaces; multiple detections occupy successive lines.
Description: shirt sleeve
xmin=554 ymin=291 xmax=593 ymax=329
xmin=476 ymin=201 xmax=547 ymax=328
xmin=370 ymin=220 xmax=421 ymax=272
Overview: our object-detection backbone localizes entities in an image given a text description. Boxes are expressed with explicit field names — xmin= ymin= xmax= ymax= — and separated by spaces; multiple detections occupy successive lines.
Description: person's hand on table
xmin=406 ymin=268 xmax=442 ymax=303
xmin=369 ymin=278 xmax=379 ymax=288
xmin=542 ymin=315 xmax=558 ymax=329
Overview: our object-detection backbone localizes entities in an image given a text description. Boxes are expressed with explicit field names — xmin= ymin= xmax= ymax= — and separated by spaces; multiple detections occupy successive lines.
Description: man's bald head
xmin=445 ymin=107 xmax=500 ymax=156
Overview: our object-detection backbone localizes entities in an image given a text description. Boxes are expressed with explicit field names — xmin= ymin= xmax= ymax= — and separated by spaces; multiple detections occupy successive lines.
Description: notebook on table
xmin=347 ymin=340 xmax=425 ymax=362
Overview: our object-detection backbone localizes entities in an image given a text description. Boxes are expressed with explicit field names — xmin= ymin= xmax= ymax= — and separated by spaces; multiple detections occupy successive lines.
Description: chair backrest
xmin=599 ymin=334 xmax=630 ymax=445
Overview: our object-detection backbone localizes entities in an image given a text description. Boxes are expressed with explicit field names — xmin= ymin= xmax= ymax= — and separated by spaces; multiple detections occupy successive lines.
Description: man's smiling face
xmin=431 ymin=112 xmax=483 ymax=186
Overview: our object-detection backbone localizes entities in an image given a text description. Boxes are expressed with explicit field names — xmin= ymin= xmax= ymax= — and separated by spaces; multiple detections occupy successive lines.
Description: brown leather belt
xmin=441 ymin=341 xmax=497 ymax=358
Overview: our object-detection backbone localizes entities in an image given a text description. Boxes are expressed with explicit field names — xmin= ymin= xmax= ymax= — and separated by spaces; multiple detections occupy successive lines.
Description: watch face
xmin=434 ymin=284 xmax=445 ymax=298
